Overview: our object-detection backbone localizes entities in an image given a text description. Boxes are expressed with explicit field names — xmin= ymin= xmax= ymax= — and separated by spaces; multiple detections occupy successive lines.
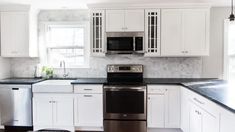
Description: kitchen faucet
xmin=60 ymin=60 xmax=69 ymax=78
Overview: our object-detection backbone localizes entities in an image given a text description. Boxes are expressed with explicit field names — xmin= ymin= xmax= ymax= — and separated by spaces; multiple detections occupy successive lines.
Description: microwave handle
xmin=133 ymin=37 xmax=136 ymax=51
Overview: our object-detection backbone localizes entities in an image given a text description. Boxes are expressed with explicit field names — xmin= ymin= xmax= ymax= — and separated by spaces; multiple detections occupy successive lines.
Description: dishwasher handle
xmin=12 ymin=88 xmax=19 ymax=90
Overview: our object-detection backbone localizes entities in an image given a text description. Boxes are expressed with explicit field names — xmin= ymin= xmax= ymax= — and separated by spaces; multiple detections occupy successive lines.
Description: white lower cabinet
xmin=220 ymin=108 xmax=235 ymax=132
xmin=148 ymin=93 xmax=165 ymax=128
xmin=74 ymin=94 xmax=103 ymax=130
xmin=33 ymin=94 xmax=74 ymax=131
xmin=189 ymin=102 xmax=218 ymax=132
xmin=147 ymin=85 xmax=180 ymax=129
xmin=189 ymin=103 xmax=203 ymax=132
xmin=74 ymin=84 xmax=103 ymax=131
xmin=180 ymin=87 xmax=190 ymax=132
xmin=181 ymin=88 xmax=220 ymax=132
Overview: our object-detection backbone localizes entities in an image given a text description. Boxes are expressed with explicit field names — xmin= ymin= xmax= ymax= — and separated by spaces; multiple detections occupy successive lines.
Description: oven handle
xmin=103 ymin=86 xmax=146 ymax=91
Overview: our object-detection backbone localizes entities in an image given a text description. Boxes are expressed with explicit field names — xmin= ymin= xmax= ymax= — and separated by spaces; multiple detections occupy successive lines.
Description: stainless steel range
xmin=103 ymin=64 xmax=147 ymax=132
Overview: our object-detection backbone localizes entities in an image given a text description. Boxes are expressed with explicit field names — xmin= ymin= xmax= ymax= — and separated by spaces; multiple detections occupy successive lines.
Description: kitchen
xmin=0 ymin=0 xmax=234 ymax=132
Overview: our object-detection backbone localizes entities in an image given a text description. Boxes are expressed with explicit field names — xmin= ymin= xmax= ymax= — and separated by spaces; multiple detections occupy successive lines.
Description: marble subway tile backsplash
xmin=9 ymin=10 xmax=203 ymax=79
xmin=10 ymin=56 xmax=202 ymax=78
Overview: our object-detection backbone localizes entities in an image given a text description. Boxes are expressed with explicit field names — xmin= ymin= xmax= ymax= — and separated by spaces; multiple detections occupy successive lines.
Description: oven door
xmin=107 ymin=37 xmax=134 ymax=54
xmin=103 ymin=85 xmax=146 ymax=120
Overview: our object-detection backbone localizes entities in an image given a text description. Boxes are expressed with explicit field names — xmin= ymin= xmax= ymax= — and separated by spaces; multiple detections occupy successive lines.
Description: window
xmin=45 ymin=23 xmax=89 ymax=68
xmin=224 ymin=20 xmax=235 ymax=80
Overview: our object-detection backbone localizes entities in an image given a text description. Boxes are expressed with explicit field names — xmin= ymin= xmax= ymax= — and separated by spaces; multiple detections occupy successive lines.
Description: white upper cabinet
xmin=125 ymin=10 xmax=145 ymax=32
xmin=0 ymin=5 xmax=38 ymax=57
xmin=161 ymin=9 xmax=210 ymax=56
xmin=161 ymin=9 xmax=183 ymax=56
xmin=183 ymin=9 xmax=209 ymax=56
xmin=106 ymin=9 xmax=144 ymax=32
xmin=106 ymin=10 xmax=124 ymax=32
xmin=144 ymin=9 xmax=161 ymax=56
xmin=91 ymin=10 xmax=106 ymax=56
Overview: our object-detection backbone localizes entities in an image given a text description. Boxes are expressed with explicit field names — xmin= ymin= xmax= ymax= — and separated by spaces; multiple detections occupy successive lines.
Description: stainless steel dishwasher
xmin=0 ymin=84 xmax=32 ymax=129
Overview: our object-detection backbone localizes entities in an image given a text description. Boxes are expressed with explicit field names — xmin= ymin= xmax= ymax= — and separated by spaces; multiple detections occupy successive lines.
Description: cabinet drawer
xmin=147 ymin=85 xmax=169 ymax=94
xmin=74 ymin=85 xmax=103 ymax=94
xmin=185 ymin=88 xmax=219 ymax=116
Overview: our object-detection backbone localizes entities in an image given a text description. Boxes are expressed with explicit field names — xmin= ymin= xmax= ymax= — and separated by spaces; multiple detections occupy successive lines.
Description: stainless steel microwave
xmin=107 ymin=37 xmax=144 ymax=54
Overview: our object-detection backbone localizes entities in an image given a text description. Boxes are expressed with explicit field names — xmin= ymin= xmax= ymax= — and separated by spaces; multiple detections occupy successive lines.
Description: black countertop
xmin=182 ymin=80 xmax=235 ymax=113
xmin=72 ymin=78 xmax=235 ymax=114
xmin=2 ymin=77 xmax=235 ymax=114
xmin=71 ymin=78 xmax=216 ymax=85
xmin=71 ymin=78 xmax=107 ymax=84
xmin=0 ymin=78 xmax=45 ymax=85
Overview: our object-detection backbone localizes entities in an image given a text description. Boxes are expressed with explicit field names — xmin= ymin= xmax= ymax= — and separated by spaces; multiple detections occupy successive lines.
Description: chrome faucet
xmin=60 ymin=61 xmax=69 ymax=78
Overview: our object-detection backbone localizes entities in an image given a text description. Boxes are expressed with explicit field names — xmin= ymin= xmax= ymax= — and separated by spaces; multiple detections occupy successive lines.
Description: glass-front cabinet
xmin=91 ymin=10 xmax=106 ymax=56
xmin=144 ymin=9 xmax=161 ymax=56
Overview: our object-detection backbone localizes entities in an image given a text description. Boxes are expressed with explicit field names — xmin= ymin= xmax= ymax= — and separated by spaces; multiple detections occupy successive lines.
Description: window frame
xmin=44 ymin=22 xmax=90 ymax=68
xmin=223 ymin=19 xmax=235 ymax=80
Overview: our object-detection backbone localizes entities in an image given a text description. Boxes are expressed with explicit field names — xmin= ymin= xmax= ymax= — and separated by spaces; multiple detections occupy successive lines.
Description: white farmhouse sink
xmin=32 ymin=80 xmax=75 ymax=93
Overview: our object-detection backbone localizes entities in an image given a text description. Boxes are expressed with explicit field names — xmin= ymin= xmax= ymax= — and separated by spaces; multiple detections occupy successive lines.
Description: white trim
xmin=42 ymin=21 xmax=90 ymax=69
xmin=223 ymin=19 xmax=229 ymax=80
xmin=223 ymin=20 xmax=235 ymax=80
xmin=88 ymin=3 xmax=211 ymax=10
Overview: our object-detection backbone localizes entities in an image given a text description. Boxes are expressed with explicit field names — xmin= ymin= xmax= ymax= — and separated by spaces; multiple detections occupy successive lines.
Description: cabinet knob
xmin=182 ymin=51 xmax=185 ymax=53
xmin=185 ymin=51 xmax=189 ymax=53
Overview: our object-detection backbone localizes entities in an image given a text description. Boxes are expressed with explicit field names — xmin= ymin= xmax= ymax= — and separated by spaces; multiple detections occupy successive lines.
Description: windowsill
xmin=52 ymin=65 xmax=90 ymax=69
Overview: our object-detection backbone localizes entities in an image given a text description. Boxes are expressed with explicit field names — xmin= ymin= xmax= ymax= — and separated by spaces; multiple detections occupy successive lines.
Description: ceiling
xmin=0 ymin=0 xmax=232 ymax=9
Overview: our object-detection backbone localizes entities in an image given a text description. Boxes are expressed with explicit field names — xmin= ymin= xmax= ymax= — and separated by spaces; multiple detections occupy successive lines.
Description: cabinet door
xmin=183 ymin=9 xmax=209 ymax=56
xmin=1 ymin=12 xmax=29 ymax=57
xmin=189 ymin=103 xmax=202 ymax=132
xmin=202 ymin=110 xmax=218 ymax=132
xmin=161 ymin=9 xmax=184 ymax=56
xmin=53 ymin=96 xmax=74 ymax=126
xmin=220 ymin=109 xmax=235 ymax=132
xmin=91 ymin=10 xmax=106 ymax=56
xmin=144 ymin=9 xmax=161 ymax=56
xmin=181 ymin=88 xmax=190 ymax=132
xmin=125 ymin=10 xmax=144 ymax=32
xmin=75 ymin=94 xmax=103 ymax=127
xmin=165 ymin=87 xmax=180 ymax=128
xmin=33 ymin=96 xmax=53 ymax=126
xmin=106 ymin=10 xmax=125 ymax=32
xmin=147 ymin=94 xmax=165 ymax=128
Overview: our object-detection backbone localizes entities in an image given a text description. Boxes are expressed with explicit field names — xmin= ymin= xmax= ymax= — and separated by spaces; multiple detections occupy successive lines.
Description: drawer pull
xmin=84 ymin=95 xmax=93 ymax=97
xmin=193 ymin=98 xmax=205 ymax=105
xmin=84 ymin=89 xmax=93 ymax=91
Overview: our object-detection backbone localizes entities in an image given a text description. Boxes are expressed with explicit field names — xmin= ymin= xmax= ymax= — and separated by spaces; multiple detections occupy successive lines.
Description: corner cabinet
xmin=181 ymin=88 xmax=220 ymax=132
xmin=90 ymin=10 xmax=106 ymax=56
xmin=144 ymin=9 xmax=161 ymax=57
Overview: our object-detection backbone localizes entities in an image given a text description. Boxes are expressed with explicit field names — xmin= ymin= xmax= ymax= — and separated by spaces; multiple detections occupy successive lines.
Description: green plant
xmin=42 ymin=66 xmax=54 ymax=78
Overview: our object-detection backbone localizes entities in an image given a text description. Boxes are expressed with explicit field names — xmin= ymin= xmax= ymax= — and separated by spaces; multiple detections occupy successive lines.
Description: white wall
xmin=202 ymin=7 xmax=230 ymax=78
